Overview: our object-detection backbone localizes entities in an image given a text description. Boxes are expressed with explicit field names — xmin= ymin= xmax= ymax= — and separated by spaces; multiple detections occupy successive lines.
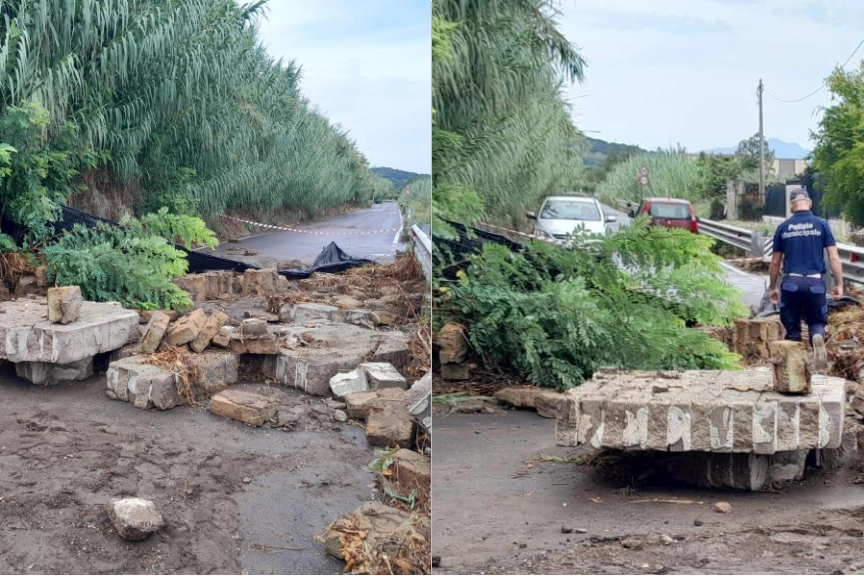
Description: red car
xmin=629 ymin=197 xmax=699 ymax=233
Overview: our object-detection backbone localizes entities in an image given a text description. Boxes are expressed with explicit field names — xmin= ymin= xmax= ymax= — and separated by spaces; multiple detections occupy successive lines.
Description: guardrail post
xmin=751 ymin=231 xmax=765 ymax=259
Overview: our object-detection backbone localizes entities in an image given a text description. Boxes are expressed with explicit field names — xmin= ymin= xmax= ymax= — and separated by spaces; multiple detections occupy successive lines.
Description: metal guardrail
xmin=411 ymin=224 xmax=432 ymax=282
xmin=698 ymin=218 xmax=864 ymax=284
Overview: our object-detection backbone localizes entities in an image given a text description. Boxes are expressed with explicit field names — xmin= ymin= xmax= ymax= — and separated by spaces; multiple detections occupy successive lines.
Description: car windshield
xmin=539 ymin=200 xmax=601 ymax=221
xmin=648 ymin=202 xmax=690 ymax=219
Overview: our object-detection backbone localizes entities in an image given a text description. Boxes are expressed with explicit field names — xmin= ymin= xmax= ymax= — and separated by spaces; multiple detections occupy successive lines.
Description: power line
xmin=765 ymin=36 xmax=864 ymax=103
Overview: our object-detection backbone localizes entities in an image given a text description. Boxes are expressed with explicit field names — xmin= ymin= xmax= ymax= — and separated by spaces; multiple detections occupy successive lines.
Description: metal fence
xmin=699 ymin=218 xmax=864 ymax=284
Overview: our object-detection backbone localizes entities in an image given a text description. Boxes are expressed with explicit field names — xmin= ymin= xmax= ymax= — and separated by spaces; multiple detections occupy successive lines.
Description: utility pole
xmin=758 ymin=78 xmax=765 ymax=205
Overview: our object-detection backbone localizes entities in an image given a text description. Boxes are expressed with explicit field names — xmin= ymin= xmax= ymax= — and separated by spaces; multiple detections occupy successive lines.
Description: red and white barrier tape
xmin=225 ymin=216 xmax=401 ymax=236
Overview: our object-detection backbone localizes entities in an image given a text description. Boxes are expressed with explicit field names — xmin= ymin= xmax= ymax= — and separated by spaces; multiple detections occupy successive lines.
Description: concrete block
xmin=798 ymin=398 xmax=821 ymax=448
xmin=732 ymin=403 xmax=754 ymax=453
xmin=292 ymin=303 xmax=341 ymax=324
xmin=164 ymin=308 xmax=207 ymax=346
xmin=230 ymin=334 xmax=280 ymax=355
xmin=141 ymin=311 xmax=171 ymax=353
xmin=189 ymin=311 xmax=229 ymax=353
xmin=211 ymin=326 xmax=234 ymax=348
xmin=437 ymin=323 xmax=468 ymax=364
xmin=645 ymin=402 xmax=669 ymax=451
xmin=188 ymin=350 xmax=238 ymax=395
xmin=360 ymin=362 xmax=408 ymax=390
xmin=555 ymin=395 xmax=580 ymax=447
xmin=106 ymin=356 xmax=183 ymax=410
xmin=344 ymin=309 xmax=374 ymax=327
xmin=47 ymin=286 xmax=82 ymax=324
xmin=16 ymin=357 xmax=94 ymax=386
xmin=209 ymin=389 xmax=276 ymax=426
xmin=776 ymin=400 xmax=800 ymax=451
xmin=238 ymin=318 xmax=269 ymax=338
xmin=0 ymin=299 xmax=138 ymax=364
xmin=242 ymin=269 xmax=281 ymax=297
xmin=330 ymin=369 xmax=369 ymax=398
xmin=578 ymin=400 xmax=605 ymax=448
xmin=365 ymin=406 xmax=414 ymax=448
xmin=769 ymin=340 xmax=811 ymax=394
xmin=140 ymin=310 xmax=178 ymax=323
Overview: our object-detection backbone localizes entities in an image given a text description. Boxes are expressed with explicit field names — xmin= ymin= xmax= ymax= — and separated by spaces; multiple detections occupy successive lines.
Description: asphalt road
xmin=600 ymin=203 xmax=766 ymax=309
xmin=203 ymin=201 xmax=404 ymax=267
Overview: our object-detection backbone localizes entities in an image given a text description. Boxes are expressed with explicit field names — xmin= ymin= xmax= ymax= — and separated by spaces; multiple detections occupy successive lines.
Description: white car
xmin=527 ymin=195 xmax=617 ymax=243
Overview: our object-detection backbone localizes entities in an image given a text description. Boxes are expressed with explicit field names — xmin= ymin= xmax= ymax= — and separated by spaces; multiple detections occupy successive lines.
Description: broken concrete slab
xmin=275 ymin=323 xmax=410 ymax=396
xmin=209 ymin=389 xmax=276 ymax=426
xmin=164 ymin=308 xmax=208 ymax=346
xmin=47 ymin=286 xmax=83 ymax=324
xmin=211 ymin=326 xmax=232 ymax=348
xmin=141 ymin=311 xmax=171 ymax=354
xmin=173 ymin=271 xmax=235 ymax=301
xmin=244 ymin=310 xmax=279 ymax=323
xmin=360 ymin=362 xmax=408 ymax=390
xmin=15 ymin=357 xmax=94 ymax=386
xmin=343 ymin=309 xmax=374 ymax=328
xmin=494 ymin=387 xmax=567 ymax=418
xmin=405 ymin=370 xmax=432 ymax=417
xmin=109 ymin=498 xmax=165 ymax=541
xmin=330 ymin=369 xmax=368 ymax=398
xmin=0 ymin=299 xmax=138 ymax=364
xmin=230 ymin=334 xmax=279 ymax=355
xmin=106 ymin=356 xmax=183 ymax=410
xmin=189 ymin=311 xmax=229 ymax=353
xmin=555 ymin=368 xmax=845 ymax=454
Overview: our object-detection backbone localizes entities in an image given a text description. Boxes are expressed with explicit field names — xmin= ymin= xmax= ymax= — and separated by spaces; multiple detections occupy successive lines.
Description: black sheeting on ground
xmin=0 ymin=204 xmax=373 ymax=280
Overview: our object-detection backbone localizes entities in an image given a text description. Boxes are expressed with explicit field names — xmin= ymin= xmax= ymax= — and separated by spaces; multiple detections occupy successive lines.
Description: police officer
xmin=768 ymin=188 xmax=843 ymax=370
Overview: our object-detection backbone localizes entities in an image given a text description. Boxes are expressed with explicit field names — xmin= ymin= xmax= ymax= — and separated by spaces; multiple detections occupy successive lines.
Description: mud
xmin=432 ymin=408 xmax=864 ymax=575
xmin=0 ymin=364 xmax=377 ymax=574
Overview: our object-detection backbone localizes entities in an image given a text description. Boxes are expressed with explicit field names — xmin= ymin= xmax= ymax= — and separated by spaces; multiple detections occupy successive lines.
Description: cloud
xmin=556 ymin=0 xmax=864 ymax=153
xmin=255 ymin=0 xmax=431 ymax=173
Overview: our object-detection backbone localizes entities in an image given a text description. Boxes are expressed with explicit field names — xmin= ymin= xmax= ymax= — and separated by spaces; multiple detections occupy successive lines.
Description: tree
xmin=735 ymin=133 xmax=775 ymax=176
xmin=811 ymin=65 xmax=864 ymax=226
xmin=697 ymin=152 xmax=744 ymax=199
xmin=595 ymin=150 xmax=705 ymax=206
xmin=432 ymin=0 xmax=587 ymax=234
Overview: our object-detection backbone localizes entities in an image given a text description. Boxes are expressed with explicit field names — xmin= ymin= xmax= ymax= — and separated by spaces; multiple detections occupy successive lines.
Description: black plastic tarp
xmin=1 ymin=204 xmax=373 ymax=279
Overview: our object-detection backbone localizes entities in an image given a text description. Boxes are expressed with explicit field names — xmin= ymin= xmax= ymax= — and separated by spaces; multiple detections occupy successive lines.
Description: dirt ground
xmin=0 ymin=364 xmax=379 ymax=575
xmin=432 ymin=407 xmax=864 ymax=575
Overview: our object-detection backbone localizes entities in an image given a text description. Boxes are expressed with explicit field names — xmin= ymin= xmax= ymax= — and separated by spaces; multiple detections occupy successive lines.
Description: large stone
xmin=189 ymin=311 xmax=229 ymax=353
xmin=230 ymin=333 xmax=280 ymax=355
xmin=360 ymin=362 xmax=408 ymax=390
xmin=769 ymin=340 xmax=811 ymax=394
xmin=211 ymin=326 xmax=233 ymax=348
xmin=106 ymin=356 xmax=183 ymax=410
xmin=437 ymin=322 xmax=468 ymax=364
xmin=330 ymin=369 xmax=369 ymax=398
xmin=173 ymin=274 xmax=208 ymax=302
xmin=440 ymin=362 xmax=475 ymax=381
xmin=140 ymin=311 xmax=171 ymax=353
xmin=0 ymin=299 xmax=138 ymax=364
xmin=242 ymin=268 xmax=281 ymax=296
xmin=187 ymin=350 xmax=238 ymax=395
xmin=164 ymin=308 xmax=207 ymax=346
xmin=365 ymin=406 xmax=414 ymax=448
xmin=209 ymin=389 xmax=276 ymax=426
xmin=109 ymin=498 xmax=165 ymax=541
xmin=47 ymin=286 xmax=83 ymax=324
xmin=237 ymin=318 xmax=269 ymax=338
xmin=173 ymin=271 xmax=234 ymax=301
xmin=140 ymin=310 xmax=178 ymax=324
xmin=494 ymin=387 xmax=566 ymax=418
xmin=344 ymin=309 xmax=374 ymax=328
xmin=16 ymin=357 xmax=94 ymax=386
xmin=346 ymin=388 xmax=406 ymax=419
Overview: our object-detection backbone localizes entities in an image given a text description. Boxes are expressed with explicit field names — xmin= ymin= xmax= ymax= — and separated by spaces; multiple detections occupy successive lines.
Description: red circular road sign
xmin=637 ymin=175 xmax=649 ymax=186
xmin=639 ymin=166 xmax=649 ymax=176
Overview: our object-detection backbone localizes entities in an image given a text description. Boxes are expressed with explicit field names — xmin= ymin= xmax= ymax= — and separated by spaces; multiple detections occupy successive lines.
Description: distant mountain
xmin=701 ymin=138 xmax=810 ymax=159
xmin=371 ymin=167 xmax=430 ymax=188
xmin=583 ymin=137 xmax=646 ymax=167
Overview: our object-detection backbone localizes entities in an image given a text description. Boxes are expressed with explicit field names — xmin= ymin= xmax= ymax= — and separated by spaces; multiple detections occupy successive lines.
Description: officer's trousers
xmin=779 ymin=275 xmax=828 ymax=343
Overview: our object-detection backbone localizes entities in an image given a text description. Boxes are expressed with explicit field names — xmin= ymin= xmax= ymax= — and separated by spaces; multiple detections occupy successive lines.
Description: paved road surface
xmin=202 ymin=201 xmax=404 ymax=267
xmin=600 ymin=203 xmax=766 ymax=309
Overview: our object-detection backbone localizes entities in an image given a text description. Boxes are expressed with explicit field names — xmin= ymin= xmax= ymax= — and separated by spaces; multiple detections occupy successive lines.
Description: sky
xmin=256 ymin=0 xmax=431 ymax=174
xmin=557 ymin=0 xmax=864 ymax=155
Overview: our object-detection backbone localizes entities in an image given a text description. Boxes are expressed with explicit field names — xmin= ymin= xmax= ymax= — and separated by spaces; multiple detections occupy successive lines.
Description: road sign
xmin=639 ymin=166 xmax=649 ymax=176
xmin=637 ymin=175 xmax=649 ymax=186
xmin=405 ymin=184 xmax=411 ymax=195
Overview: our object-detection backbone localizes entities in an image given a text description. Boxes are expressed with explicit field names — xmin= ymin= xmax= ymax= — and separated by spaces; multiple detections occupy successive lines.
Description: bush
xmin=439 ymin=221 xmax=746 ymax=389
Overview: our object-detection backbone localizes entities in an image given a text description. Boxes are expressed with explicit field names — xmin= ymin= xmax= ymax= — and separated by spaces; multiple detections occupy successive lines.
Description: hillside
xmin=583 ymin=137 xmax=646 ymax=167
xmin=371 ymin=167 xmax=430 ymax=188
xmin=702 ymin=138 xmax=810 ymax=159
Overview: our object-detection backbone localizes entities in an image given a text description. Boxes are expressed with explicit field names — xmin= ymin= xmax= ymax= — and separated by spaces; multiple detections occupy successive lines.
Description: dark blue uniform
xmin=772 ymin=210 xmax=836 ymax=342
